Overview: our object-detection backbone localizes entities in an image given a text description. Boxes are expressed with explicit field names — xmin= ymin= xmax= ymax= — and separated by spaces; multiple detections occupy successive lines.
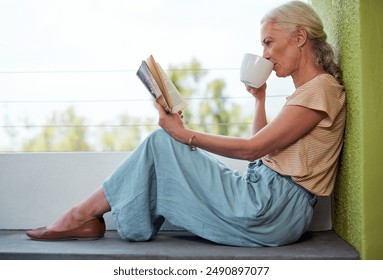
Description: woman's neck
xmin=292 ymin=67 xmax=325 ymax=88
xmin=291 ymin=42 xmax=325 ymax=88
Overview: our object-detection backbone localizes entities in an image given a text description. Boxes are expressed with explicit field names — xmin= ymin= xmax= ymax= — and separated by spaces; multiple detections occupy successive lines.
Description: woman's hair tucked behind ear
xmin=261 ymin=1 xmax=343 ymax=84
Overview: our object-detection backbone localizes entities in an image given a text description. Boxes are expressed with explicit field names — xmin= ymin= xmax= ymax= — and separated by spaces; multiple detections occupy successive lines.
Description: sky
xmin=0 ymin=0 xmax=303 ymax=151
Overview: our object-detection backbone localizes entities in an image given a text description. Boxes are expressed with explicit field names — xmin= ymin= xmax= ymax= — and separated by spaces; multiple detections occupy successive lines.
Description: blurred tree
xmin=167 ymin=59 xmax=251 ymax=137
xmin=167 ymin=58 xmax=207 ymax=123
xmin=97 ymin=114 xmax=146 ymax=151
xmin=195 ymin=79 xmax=251 ymax=137
xmin=22 ymin=106 xmax=91 ymax=151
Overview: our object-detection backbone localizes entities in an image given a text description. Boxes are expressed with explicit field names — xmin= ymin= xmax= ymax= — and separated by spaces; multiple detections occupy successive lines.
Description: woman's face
xmin=260 ymin=21 xmax=300 ymax=78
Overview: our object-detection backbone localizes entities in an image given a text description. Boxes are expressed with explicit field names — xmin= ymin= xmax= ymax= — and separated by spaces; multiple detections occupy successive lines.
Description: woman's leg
xmin=103 ymin=129 xmax=248 ymax=243
xmin=28 ymin=129 xmax=313 ymax=246
xmin=46 ymin=187 xmax=111 ymax=232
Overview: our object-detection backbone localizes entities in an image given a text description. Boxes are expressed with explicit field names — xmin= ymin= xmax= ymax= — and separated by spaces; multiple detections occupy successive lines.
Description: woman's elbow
xmin=240 ymin=144 xmax=264 ymax=162
xmin=243 ymin=153 xmax=262 ymax=162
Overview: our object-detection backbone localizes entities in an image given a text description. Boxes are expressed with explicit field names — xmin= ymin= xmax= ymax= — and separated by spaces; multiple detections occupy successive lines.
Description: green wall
xmin=311 ymin=0 xmax=383 ymax=259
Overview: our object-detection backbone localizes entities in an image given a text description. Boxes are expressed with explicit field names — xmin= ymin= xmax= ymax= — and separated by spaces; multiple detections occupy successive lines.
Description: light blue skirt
xmin=103 ymin=129 xmax=316 ymax=247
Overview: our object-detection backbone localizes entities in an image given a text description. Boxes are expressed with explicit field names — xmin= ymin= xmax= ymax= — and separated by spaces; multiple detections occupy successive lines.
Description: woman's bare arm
xmin=158 ymin=103 xmax=326 ymax=161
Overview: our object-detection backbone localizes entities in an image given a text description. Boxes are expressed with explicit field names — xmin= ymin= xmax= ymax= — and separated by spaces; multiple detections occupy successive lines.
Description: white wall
xmin=0 ymin=153 xmax=331 ymax=231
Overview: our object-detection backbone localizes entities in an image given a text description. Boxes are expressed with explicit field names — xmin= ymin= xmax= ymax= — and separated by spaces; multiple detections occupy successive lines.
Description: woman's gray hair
xmin=262 ymin=1 xmax=343 ymax=84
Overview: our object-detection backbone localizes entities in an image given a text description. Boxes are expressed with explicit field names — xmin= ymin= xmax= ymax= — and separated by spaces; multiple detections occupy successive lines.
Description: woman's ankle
xmin=46 ymin=207 xmax=89 ymax=231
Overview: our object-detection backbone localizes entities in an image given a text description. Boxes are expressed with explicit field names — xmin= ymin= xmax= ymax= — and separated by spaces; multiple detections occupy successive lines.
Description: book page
xmin=156 ymin=63 xmax=187 ymax=113
xmin=145 ymin=55 xmax=171 ymax=107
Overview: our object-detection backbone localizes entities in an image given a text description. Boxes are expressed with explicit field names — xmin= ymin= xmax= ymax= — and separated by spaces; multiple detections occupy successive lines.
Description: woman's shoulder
xmin=286 ymin=74 xmax=345 ymax=121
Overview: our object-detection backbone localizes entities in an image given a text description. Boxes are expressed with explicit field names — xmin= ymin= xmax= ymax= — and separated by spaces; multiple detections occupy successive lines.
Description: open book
xmin=136 ymin=55 xmax=187 ymax=113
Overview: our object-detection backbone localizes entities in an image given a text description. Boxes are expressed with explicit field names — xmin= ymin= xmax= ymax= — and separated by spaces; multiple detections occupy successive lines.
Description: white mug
xmin=240 ymin=53 xmax=273 ymax=88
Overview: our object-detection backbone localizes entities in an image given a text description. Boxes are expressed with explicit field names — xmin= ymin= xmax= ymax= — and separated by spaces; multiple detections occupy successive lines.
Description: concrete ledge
xmin=0 ymin=152 xmax=332 ymax=231
xmin=0 ymin=230 xmax=359 ymax=260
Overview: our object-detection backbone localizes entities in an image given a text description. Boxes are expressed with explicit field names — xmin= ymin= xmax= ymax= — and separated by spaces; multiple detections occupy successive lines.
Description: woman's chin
xmin=274 ymin=71 xmax=287 ymax=78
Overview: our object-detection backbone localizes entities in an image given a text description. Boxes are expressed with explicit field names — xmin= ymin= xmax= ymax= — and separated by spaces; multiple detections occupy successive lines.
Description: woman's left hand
xmin=156 ymin=103 xmax=185 ymax=140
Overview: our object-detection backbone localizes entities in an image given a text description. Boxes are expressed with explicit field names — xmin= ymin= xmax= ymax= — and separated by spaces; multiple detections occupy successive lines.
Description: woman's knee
xmin=147 ymin=129 xmax=173 ymax=144
xmin=150 ymin=128 xmax=168 ymax=138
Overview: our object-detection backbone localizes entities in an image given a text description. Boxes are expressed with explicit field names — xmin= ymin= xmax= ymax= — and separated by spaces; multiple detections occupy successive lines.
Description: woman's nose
xmin=263 ymin=48 xmax=270 ymax=59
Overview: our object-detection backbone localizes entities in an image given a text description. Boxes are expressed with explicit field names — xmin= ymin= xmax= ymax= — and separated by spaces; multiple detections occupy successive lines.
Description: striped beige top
xmin=262 ymin=74 xmax=346 ymax=196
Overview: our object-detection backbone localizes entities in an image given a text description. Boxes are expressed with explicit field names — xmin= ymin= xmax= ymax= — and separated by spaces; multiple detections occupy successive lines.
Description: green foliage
xmin=22 ymin=107 xmax=91 ymax=152
xmin=97 ymin=115 xmax=145 ymax=151
xmin=170 ymin=61 xmax=251 ymax=138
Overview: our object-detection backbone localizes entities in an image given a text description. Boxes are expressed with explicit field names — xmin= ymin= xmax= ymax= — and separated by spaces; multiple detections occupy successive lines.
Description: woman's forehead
xmin=260 ymin=21 xmax=289 ymax=41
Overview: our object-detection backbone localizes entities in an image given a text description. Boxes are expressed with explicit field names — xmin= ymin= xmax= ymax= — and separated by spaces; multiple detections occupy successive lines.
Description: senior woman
xmin=27 ymin=1 xmax=345 ymax=247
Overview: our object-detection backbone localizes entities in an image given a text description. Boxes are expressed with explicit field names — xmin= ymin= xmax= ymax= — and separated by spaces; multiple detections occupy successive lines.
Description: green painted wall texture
xmin=359 ymin=0 xmax=383 ymax=260
xmin=311 ymin=0 xmax=383 ymax=259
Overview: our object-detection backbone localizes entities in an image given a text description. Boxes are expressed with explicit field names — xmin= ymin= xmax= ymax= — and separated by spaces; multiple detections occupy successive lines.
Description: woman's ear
xmin=296 ymin=27 xmax=308 ymax=47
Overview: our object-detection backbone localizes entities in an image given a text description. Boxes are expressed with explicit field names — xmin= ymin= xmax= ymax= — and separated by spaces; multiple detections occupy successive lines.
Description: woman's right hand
xmin=246 ymin=83 xmax=267 ymax=101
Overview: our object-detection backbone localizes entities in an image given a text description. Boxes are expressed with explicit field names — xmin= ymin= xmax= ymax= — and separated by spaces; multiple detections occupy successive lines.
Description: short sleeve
xmin=285 ymin=75 xmax=345 ymax=127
